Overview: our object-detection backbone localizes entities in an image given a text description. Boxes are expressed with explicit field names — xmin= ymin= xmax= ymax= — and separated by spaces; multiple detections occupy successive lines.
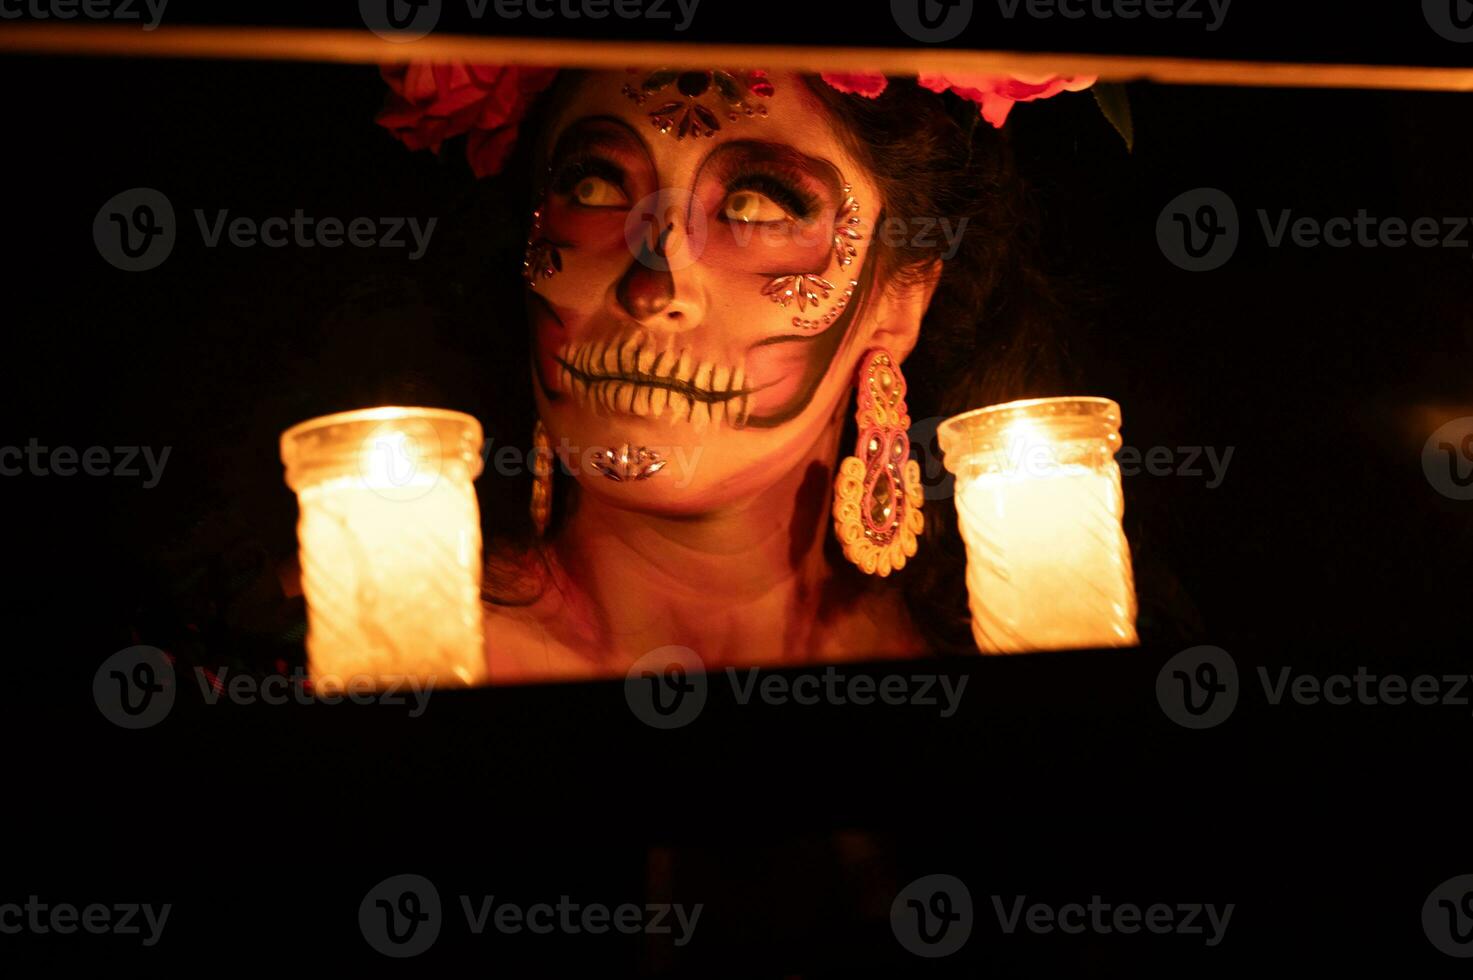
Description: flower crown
xmin=377 ymin=64 xmax=1101 ymax=178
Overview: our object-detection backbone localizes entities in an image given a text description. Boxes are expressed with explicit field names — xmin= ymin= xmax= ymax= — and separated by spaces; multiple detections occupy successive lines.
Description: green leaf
xmin=1092 ymin=82 xmax=1134 ymax=152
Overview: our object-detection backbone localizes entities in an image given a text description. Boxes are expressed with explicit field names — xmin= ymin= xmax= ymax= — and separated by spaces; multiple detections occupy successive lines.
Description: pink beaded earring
xmin=831 ymin=349 xmax=925 ymax=576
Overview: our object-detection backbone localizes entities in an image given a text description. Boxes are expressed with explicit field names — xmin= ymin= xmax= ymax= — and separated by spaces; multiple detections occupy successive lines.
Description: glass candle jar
xmin=937 ymin=397 xmax=1138 ymax=653
xmin=280 ymin=407 xmax=487 ymax=691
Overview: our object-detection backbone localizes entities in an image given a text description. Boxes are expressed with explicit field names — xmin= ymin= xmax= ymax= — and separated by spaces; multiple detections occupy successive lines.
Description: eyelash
xmin=550 ymin=156 xmax=822 ymax=220
xmin=552 ymin=156 xmax=627 ymax=201
xmin=724 ymin=170 xmax=819 ymax=221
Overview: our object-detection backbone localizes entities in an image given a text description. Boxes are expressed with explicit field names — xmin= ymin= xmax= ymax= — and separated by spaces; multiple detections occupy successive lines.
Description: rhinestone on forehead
xmin=620 ymin=68 xmax=773 ymax=140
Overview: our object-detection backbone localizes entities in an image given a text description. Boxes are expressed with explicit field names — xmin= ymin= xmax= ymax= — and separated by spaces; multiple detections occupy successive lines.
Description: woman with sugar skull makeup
xmin=377 ymin=64 xmax=1099 ymax=681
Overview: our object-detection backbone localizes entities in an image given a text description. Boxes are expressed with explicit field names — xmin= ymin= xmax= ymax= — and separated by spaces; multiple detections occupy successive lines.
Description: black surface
xmin=6 ymin=0 xmax=1473 ymax=67
xmin=4 ymin=38 xmax=1473 ymax=975
xmin=9 ymin=644 xmax=1472 ymax=971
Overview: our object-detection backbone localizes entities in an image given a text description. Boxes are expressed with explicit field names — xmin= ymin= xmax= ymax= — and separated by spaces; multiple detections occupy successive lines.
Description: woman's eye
xmin=571 ymin=175 xmax=627 ymax=208
xmin=722 ymin=190 xmax=791 ymax=224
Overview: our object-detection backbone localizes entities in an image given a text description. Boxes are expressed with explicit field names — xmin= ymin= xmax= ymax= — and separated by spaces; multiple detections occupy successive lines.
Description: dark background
xmin=3 ymin=33 xmax=1472 ymax=975
xmin=9 ymin=0 xmax=1473 ymax=64
xmin=7 ymin=54 xmax=1469 ymax=655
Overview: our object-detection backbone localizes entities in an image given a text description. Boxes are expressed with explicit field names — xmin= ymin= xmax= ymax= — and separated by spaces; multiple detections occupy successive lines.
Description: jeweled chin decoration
xmin=832 ymin=349 xmax=925 ymax=576
xmin=621 ymin=68 xmax=773 ymax=139
xmin=593 ymin=444 xmax=667 ymax=482
xmin=762 ymin=183 xmax=863 ymax=330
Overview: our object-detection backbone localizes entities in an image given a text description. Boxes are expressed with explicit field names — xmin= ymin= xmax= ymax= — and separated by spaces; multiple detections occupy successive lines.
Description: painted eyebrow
xmin=695 ymin=140 xmax=844 ymax=198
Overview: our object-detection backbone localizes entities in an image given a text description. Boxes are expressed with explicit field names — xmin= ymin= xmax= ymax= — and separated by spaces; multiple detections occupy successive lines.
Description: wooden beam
xmin=3 ymin=24 xmax=1473 ymax=91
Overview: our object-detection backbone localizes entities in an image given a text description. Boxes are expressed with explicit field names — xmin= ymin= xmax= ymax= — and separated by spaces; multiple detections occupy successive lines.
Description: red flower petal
xmin=465 ymin=125 xmax=520 ymax=179
xmin=820 ymin=72 xmax=889 ymax=98
xmin=377 ymin=63 xmax=559 ymax=176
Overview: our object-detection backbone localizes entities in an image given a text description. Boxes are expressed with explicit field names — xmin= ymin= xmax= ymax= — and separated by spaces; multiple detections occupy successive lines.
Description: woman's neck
xmin=548 ymin=427 xmax=851 ymax=670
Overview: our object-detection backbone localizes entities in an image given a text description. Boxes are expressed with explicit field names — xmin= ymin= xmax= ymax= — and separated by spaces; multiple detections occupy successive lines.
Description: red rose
xmin=917 ymin=72 xmax=1097 ymax=127
xmin=819 ymin=72 xmax=889 ymax=99
xmin=376 ymin=63 xmax=558 ymax=178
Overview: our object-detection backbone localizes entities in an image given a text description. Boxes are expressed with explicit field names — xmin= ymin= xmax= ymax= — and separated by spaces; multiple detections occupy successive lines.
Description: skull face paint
xmin=524 ymin=70 xmax=884 ymax=511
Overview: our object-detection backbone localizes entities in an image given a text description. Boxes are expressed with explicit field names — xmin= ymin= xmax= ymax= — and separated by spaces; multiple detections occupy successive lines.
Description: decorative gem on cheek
xmin=621 ymin=68 xmax=772 ymax=140
xmin=763 ymin=182 xmax=863 ymax=330
xmin=522 ymin=205 xmax=562 ymax=287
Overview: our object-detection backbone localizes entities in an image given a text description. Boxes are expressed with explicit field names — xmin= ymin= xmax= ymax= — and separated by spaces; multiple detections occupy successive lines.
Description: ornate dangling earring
xmin=530 ymin=418 xmax=553 ymax=535
xmin=832 ymin=349 xmax=925 ymax=576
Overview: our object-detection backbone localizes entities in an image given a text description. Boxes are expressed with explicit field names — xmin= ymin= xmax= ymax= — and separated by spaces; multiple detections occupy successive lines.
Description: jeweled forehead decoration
xmin=621 ymin=69 xmax=773 ymax=140
xmin=762 ymin=182 xmax=864 ymax=331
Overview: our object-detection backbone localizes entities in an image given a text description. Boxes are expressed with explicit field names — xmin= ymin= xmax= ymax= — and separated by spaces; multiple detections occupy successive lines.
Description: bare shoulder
xmin=481 ymin=545 xmax=602 ymax=684
xmin=483 ymin=600 xmax=592 ymax=683
xmin=812 ymin=579 xmax=931 ymax=664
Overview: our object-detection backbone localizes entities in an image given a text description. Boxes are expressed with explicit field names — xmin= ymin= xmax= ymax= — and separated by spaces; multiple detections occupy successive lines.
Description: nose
xmin=613 ymin=212 xmax=706 ymax=330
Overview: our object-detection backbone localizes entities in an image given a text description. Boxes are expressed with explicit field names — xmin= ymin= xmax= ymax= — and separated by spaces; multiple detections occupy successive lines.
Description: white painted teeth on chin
xmin=560 ymin=335 xmax=753 ymax=428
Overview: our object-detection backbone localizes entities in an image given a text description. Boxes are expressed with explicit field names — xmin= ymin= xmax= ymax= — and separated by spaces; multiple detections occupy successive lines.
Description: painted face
xmin=526 ymin=68 xmax=882 ymax=509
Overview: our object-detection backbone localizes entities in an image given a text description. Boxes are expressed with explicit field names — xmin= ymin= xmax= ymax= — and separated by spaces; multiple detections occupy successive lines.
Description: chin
xmin=537 ymin=390 xmax=825 ymax=515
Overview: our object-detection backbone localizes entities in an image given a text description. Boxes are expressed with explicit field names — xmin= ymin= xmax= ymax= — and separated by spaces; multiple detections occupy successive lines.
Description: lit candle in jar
xmin=280 ymin=407 xmax=487 ymax=691
xmin=938 ymin=397 xmax=1138 ymax=653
